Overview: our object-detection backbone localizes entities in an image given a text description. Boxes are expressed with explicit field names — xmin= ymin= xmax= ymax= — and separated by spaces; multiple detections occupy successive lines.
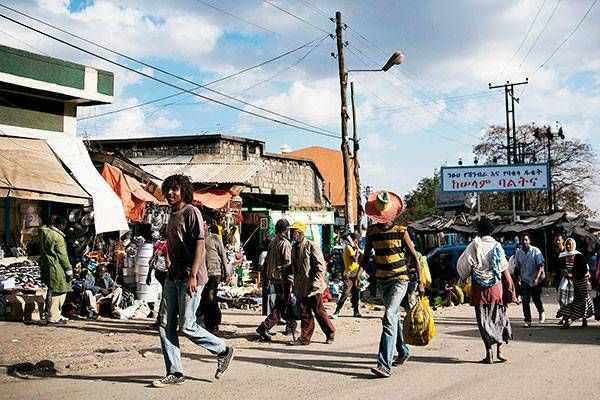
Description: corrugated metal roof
xmin=135 ymin=161 xmax=263 ymax=185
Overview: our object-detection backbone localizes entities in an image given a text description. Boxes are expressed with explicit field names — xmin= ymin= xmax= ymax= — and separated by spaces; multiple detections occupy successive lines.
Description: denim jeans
xmin=159 ymin=278 xmax=226 ymax=376
xmin=377 ymin=279 xmax=409 ymax=372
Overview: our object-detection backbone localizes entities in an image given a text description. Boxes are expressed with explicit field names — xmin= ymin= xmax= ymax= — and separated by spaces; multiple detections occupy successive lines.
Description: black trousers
xmin=198 ymin=275 xmax=221 ymax=332
xmin=521 ymin=282 xmax=544 ymax=323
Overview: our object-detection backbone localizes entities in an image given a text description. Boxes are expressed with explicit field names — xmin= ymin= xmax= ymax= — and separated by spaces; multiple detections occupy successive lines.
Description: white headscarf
xmin=559 ymin=238 xmax=582 ymax=258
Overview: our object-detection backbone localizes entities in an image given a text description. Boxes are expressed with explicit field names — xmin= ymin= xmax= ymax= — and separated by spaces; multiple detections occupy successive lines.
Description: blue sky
xmin=1 ymin=0 xmax=599 ymax=209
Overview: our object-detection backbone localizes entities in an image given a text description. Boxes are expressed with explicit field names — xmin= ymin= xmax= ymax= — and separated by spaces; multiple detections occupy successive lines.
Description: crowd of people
xmin=37 ymin=177 xmax=598 ymax=386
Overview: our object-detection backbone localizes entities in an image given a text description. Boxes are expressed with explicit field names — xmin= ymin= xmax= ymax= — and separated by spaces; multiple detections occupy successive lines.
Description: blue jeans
xmin=159 ymin=278 xmax=226 ymax=376
xmin=377 ymin=280 xmax=410 ymax=372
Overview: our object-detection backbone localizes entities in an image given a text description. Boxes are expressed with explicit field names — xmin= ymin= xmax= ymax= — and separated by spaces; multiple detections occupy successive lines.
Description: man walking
xmin=256 ymin=219 xmax=297 ymax=341
xmin=515 ymin=234 xmax=546 ymax=328
xmin=289 ymin=220 xmax=335 ymax=345
xmin=331 ymin=232 xmax=362 ymax=319
xmin=153 ymin=175 xmax=234 ymax=388
xmin=362 ymin=191 xmax=422 ymax=378
xmin=40 ymin=215 xmax=72 ymax=324
xmin=199 ymin=223 xmax=229 ymax=334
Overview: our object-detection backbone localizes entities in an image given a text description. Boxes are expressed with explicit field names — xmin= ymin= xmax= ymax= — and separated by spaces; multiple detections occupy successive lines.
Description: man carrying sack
xmin=361 ymin=191 xmax=423 ymax=378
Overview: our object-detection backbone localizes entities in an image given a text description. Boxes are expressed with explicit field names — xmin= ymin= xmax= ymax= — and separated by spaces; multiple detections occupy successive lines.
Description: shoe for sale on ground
xmin=370 ymin=366 xmax=391 ymax=378
xmin=215 ymin=347 xmax=234 ymax=379
xmin=325 ymin=336 xmax=335 ymax=344
xmin=152 ymin=374 xmax=185 ymax=388
xmin=255 ymin=327 xmax=272 ymax=342
xmin=330 ymin=312 xmax=339 ymax=320
xmin=539 ymin=312 xmax=546 ymax=324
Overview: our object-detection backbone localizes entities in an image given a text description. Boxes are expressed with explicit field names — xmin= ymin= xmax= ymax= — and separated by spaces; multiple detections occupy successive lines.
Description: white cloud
xmin=153 ymin=116 xmax=182 ymax=130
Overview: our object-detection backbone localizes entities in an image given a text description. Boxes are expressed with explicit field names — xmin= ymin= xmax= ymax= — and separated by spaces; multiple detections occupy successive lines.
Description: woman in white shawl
xmin=457 ymin=217 xmax=517 ymax=364
xmin=556 ymin=238 xmax=594 ymax=328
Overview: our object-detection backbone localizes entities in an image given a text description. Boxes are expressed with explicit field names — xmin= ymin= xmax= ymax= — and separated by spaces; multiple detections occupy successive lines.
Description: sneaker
xmin=325 ymin=336 xmax=335 ymax=344
xmin=215 ymin=347 xmax=234 ymax=379
xmin=539 ymin=312 xmax=546 ymax=324
xmin=370 ymin=365 xmax=391 ymax=378
xmin=353 ymin=311 xmax=363 ymax=318
xmin=152 ymin=374 xmax=185 ymax=388
xmin=330 ymin=312 xmax=339 ymax=320
xmin=255 ymin=327 xmax=272 ymax=342
xmin=523 ymin=321 xmax=531 ymax=328
xmin=392 ymin=352 xmax=410 ymax=366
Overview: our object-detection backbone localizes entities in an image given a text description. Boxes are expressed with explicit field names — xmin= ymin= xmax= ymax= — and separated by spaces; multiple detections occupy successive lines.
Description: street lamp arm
xmin=347 ymin=68 xmax=384 ymax=72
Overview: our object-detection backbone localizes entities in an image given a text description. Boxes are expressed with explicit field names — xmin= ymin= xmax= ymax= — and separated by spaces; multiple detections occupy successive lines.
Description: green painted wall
xmin=0 ymin=105 xmax=63 ymax=132
xmin=97 ymin=70 xmax=114 ymax=96
xmin=0 ymin=45 xmax=85 ymax=90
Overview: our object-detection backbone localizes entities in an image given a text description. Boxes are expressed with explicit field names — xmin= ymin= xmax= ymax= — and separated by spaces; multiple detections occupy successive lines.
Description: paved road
xmin=2 ymin=298 xmax=600 ymax=400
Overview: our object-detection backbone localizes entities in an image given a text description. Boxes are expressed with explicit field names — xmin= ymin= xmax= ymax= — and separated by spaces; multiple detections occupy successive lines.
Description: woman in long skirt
xmin=457 ymin=218 xmax=517 ymax=364
xmin=556 ymin=238 xmax=594 ymax=328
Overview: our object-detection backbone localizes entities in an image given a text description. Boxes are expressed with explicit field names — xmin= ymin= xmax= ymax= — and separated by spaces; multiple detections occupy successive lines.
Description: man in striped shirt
xmin=362 ymin=191 xmax=422 ymax=378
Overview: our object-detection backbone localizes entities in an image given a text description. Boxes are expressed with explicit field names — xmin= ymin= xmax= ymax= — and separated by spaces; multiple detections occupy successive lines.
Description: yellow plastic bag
xmin=403 ymin=296 xmax=436 ymax=346
xmin=418 ymin=253 xmax=432 ymax=289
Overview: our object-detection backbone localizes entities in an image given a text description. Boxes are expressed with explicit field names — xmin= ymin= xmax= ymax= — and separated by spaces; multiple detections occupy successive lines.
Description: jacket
xmin=292 ymin=238 xmax=327 ymax=297
xmin=264 ymin=234 xmax=292 ymax=282
xmin=205 ymin=233 xmax=227 ymax=277
xmin=39 ymin=226 xmax=73 ymax=294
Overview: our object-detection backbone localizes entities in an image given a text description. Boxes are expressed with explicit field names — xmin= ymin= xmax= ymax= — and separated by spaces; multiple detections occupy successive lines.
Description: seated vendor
xmin=83 ymin=265 xmax=122 ymax=319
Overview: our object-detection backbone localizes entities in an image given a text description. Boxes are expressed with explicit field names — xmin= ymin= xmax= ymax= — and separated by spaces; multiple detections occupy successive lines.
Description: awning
xmin=0 ymin=136 xmax=90 ymax=205
xmin=193 ymin=189 xmax=232 ymax=209
xmin=101 ymin=163 xmax=163 ymax=222
xmin=5 ymin=131 xmax=128 ymax=233
xmin=132 ymin=157 xmax=263 ymax=185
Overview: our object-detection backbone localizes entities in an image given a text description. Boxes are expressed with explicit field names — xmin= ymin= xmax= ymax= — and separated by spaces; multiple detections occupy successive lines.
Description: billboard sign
xmin=440 ymin=163 xmax=550 ymax=193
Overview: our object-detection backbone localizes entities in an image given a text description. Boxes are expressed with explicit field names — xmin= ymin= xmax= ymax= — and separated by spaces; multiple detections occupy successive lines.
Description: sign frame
xmin=440 ymin=163 xmax=551 ymax=193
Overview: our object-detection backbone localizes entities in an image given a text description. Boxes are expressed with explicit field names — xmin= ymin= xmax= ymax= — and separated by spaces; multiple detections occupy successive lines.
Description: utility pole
xmin=350 ymin=81 xmax=363 ymax=236
xmin=489 ymin=79 xmax=528 ymax=221
xmin=335 ymin=11 xmax=353 ymax=229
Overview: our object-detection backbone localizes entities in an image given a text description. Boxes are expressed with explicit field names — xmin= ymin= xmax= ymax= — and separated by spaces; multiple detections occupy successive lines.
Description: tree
xmin=474 ymin=124 xmax=596 ymax=215
xmin=399 ymin=171 xmax=442 ymax=223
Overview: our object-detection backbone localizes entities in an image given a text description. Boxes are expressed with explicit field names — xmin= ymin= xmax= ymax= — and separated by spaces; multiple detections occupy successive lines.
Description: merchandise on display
xmin=0 ymin=260 xmax=44 ymax=290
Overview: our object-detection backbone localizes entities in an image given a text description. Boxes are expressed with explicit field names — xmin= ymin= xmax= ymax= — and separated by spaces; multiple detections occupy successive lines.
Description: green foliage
xmin=399 ymin=171 xmax=441 ymax=223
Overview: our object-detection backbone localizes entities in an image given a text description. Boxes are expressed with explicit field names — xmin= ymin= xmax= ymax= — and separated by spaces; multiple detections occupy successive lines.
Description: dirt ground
xmin=1 ymin=295 xmax=599 ymax=400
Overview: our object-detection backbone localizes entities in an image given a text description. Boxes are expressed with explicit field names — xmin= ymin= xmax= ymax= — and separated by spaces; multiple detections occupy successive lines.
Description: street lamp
xmin=533 ymin=123 xmax=565 ymax=213
xmin=343 ymin=51 xmax=404 ymax=234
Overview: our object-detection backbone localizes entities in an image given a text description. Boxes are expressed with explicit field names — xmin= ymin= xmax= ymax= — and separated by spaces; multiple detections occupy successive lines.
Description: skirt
xmin=556 ymin=278 xmax=594 ymax=321
xmin=474 ymin=304 xmax=512 ymax=347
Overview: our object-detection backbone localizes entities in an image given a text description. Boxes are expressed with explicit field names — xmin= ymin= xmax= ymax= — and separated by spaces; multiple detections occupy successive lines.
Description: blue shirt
xmin=515 ymin=246 xmax=545 ymax=286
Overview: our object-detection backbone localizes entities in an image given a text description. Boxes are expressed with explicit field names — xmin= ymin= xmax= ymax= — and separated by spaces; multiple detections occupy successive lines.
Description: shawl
xmin=457 ymin=236 xmax=508 ymax=287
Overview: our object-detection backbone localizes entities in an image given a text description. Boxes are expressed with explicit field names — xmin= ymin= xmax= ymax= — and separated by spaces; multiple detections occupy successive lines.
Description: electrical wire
xmin=78 ymin=36 xmax=325 ymax=121
xmin=263 ymin=0 xmax=331 ymax=35
xmin=196 ymin=0 xmax=278 ymax=36
xmin=497 ymin=0 xmax=547 ymax=79
xmin=537 ymin=0 xmax=598 ymax=69
xmin=0 ymin=12 xmax=342 ymax=141
xmin=517 ymin=0 xmax=562 ymax=70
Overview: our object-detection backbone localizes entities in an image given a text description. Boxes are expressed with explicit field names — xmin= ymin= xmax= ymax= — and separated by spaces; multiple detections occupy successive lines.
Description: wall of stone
xmin=250 ymin=156 xmax=324 ymax=209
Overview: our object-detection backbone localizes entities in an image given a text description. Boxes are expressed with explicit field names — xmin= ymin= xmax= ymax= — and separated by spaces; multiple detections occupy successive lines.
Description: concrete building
xmin=0 ymin=44 xmax=128 ymax=245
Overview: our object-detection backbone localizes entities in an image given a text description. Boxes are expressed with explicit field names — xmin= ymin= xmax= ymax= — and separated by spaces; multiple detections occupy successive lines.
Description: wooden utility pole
xmin=350 ymin=81 xmax=362 ymax=235
xmin=335 ymin=10 xmax=353 ymax=229
xmin=489 ymin=79 xmax=528 ymax=221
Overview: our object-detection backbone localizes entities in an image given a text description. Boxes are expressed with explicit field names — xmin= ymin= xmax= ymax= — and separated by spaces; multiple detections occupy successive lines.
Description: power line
xmin=195 ymin=0 xmax=278 ymax=36
xmin=125 ymin=35 xmax=329 ymax=118
xmin=78 ymin=36 xmax=324 ymax=121
xmin=263 ymin=0 xmax=331 ymax=35
xmin=0 ymin=12 xmax=342 ymax=141
xmin=0 ymin=3 xmax=337 ymax=134
xmin=538 ymin=0 xmax=598 ymax=69
xmin=517 ymin=0 xmax=562 ymax=70
xmin=497 ymin=0 xmax=547 ymax=79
